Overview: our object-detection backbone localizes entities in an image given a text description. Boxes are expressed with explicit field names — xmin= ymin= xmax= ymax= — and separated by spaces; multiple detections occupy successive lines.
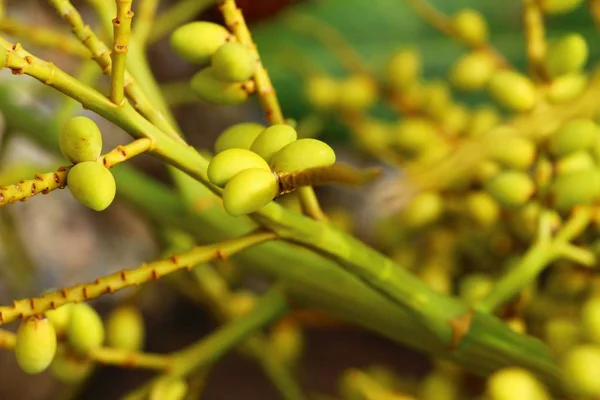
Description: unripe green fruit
xmin=465 ymin=191 xmax=500 ymax=227
xmin=270 ymin=322 xmax=304 ymax=366
xmin=421 ymin=81 xmax=451 ymax=118
xmin=562 ymin=345 xmax=600 ymax=396
xmin=15 ymin=315 xmax=57 ymax=375
xmin=449 ymin=51 xmax=496 ymax=91
xmin=482 ymin=127 xmax=536 ymax=169
xmin=338 ymin=74 xmax=378 ymax=111
xmin=207 ymin=148 xmax=270 ymax=188
xmin=549 ymin=118 xmax=598 ymax=156
xmin=46 ymin=304 xmax=73 ymax=336
xmin=555 ymin=151 xmax=595 ymax=175
xmin=465 ymin=105 xmax=501 ymax=137
xmin=106 ymin=305 xmax=145 ymax=351
xmin=214 ymin=122 xmax=266 ymax=154
xmin=60 ymin=116 xmax=103 ymax=163
xmin=227 ymin=290 xmax=257 ymax=318
xmin=419 ymin=371 xmax=459 ymax=400
xmin=211 ymin=42 xmax=256 ymax=82
xmin=484 ymin=171 xmax=534 ymax=207
xmin=305 ymin=75 xmax=341 ymax=110
xmin=544 ymin=34 xmax=588 ymax=78
xmin=486 ymin=367 xmax=550 ymax=400
xmin=67 ymin=303 xmax=105 ymax=353
xmin=222 ymin=168 xmax=279 ymax=216
xmin=451 ymin=9 xmax=488 ymax=46
xmin=540 ymin=0 xmax=584 ymax=15
xmin=385 ymin=48 xmax=421 ymax=90
xmin=547 ymin=73 xmax=587 ymax=104
xmin=581 ymin=297 xmax=600 ymax=345
xmin=395 ymin=118 xmax=440 ymax=154
xmin=190 ymin=67 xmax=249 ymax=106
xmin=67 ymin=161 xmax=116 ymax=211
xmin=250 ymin=124 xmax=298 ymax=163
xmin=49 ymin=347 xmax=94 ymax=383
xmin=549 ymin=169 xmax=600 ymax=211
xmin=170 ymin=22 xmax=232 ymax=64
xmin=401 ymin=191 xmax=444 ymax=229
xmin=270 ymin=138 xmax=336 ymax=173
xmin=544 ymin=317 xmax=580 ymax=356
xmin=488 ymin=70 xmax=537 ymax=112
xmin=150 ymin=377 xmax=188 ymax=400
xmin=459 ymin=273 xmax=493 ymax=304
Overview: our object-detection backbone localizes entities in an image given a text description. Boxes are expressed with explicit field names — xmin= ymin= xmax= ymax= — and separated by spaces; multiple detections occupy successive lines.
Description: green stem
xmin=123 ymin=287 xmax=289 ymax=400
xmin=132 ymin=0 xmax=159 ymax=46
xmin=55 ymin=59 xmax=102 ymax=126
xmin=110 ymin=0 xmax=133 ymax=105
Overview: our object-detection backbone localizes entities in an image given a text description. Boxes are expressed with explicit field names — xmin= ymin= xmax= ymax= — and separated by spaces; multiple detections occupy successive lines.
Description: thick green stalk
xmin=110 ymin=0 xmax=134 ymax=105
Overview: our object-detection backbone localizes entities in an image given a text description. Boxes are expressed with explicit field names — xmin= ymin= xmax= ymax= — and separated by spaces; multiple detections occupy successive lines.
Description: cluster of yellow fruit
xmin=14 ymin=302 xmax=143 ymax=380
xmin=207 ymin=122 xmax=336 ymax=216
xmin=60 ymin=116 xmax=116 ymax=211
xmin=170 ymin=21 xmax=257 ymax=105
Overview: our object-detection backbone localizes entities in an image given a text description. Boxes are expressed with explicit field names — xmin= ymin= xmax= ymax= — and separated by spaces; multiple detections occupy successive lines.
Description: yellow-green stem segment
xmin=110 ymin=0 xmax=134 ymax=105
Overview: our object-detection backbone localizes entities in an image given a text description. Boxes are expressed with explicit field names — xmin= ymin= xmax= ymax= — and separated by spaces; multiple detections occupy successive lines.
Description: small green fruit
xmin=581 ymin=297 xmax=600 ymax=345
xmin=226 ymin=290 xmax=257 ymax=318
xmin=482 ymin=127 xmax=536 ymax=169
xmin=15 ymin=315 xmax=57 ymax=375
xmin=211 ymin=42 xmax=256 ymax=82
xmin=486 ymin=367 xmax=550 ymax=400
xmin=49 ymin=347 xmax=94 ymax=383
xmin=401 ymin=191 xmax=444 ymax=229
xmin=451 ymin=9 xmax=488 ymax=46
xmin=214 ymin=122 xmax=266 ymax=154
xmin=207 ymin=148 xmax=270 ymax=188
xmin=459 ymin=273 xmax=494 ymax=304
xmin=170 ymin=22 xmax=232 ymax=64
xmin=337 ymin=74 xmax=378 ymax=111
xmin=540 ymin=0 xmax=584 ymax=15
xmin=544 ymin=34 xmax=588 ymax=78
xmin=545 ymin=317 xmax=580 ymax=356
xmin=385 ymin=48 xmax=421 ymax=90
xmin=305 ymin=75 xmax=341 ymax=110
xmin=222 ymin=168 xmax=279 ymax=216
xmin=562 ymin=344 xmax=600 ymax=396
xmin=67 ymin=303 xmax=105 ymax=353
xmin=546 ymin=73 xmax=587 ymax=104
xmin=549 ymin=118 xmax=598 ymax=156
xmin=46 ymin=304 xmax=73 ymax=337
xmin=60 ymin=116 xmax=103 ymax=163
xmin=484 ymin=171 xmax=535 ymax=207
xmin=465 ymin=191 xmax=500 ymax=227
xmin=421 ymin=81 xmax=451 ymax=118
xmin=67 ymin=161 xmax=116 ymax=211
xmin=395 ymin=118 xmax=440 ymax=154
xmin=449 ymin=51 xmax=497 ymax=91
xmin=150 ymin=377 xmax=189 ymax=400
xmin=106 ymin=306 xmax=145 ymax=351
xmin=488 ymin=70 xmax=537 ymax=112
xmin=437 ymin=103 xmax=469 ymax=136
xmin=190 ymin=67 xmax=249 ymax=106
xmin=549 ymin=169 xmax=600 ymax=212
xmin=250 ymin=124 xmax=298 ymax=162
xmin=270 ymin=138 xmax=336 ymax=173
xmin=555 ymin=151 xmax=595 ymax=175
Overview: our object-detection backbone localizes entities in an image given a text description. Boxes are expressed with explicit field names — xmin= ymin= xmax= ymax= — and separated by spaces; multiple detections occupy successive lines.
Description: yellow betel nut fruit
xmin=15 ymin=315 xmax=57 ymax=375
xmin=484 ymin=171 xmax=535 ymax=207
xmin=485 ymin=367 xmax=550 ymax=400
xmin=170 ymin=22 xmax=232 ymax=65
xmin=211 ymin=42 xmax=256 ymax=83
xmin=190 ymin=67 xmax=249 ymax=106
xmin=562 ymin=344 xmax=600 ymax=397
xmin=539 ymin=0 xmax=584 ymax=15
xmin=59 ymin=116 xmax=103 ymax=164
xmin=451 ymin=9 xmax=488 ymax=46
xmin=106 ymin=305 xmax=145 ymax=351
xmin=67 ymin=303 xmax=105 ymax=353
xmin=544 ymin=33 xmax=588 ymax=78
xmin=222 ymin=168 xmax=279 ymax=217
xmin=305 ymin=75 xmax=341 ymax=111
xmin=207 ymin=148 xmax=270 ymax=188
xmin=46 ymin=303 xmax=74 ymax=337
xmin=270 ymin=138 xmax=336 ymax=173
xmin=250 ymin=124 xmax=298 ymax=163
xmin=214 ymin=122 xmax=266 ymax=154
xmin=488 ymin=70 xmax=537 ymax=112
xmin=449 ymin=51 xmax=497 ymax=91
xmin=67 ymin=161 xmax=117 ymax=211
xmin=385 ymin=48 xmax=421 ymax=90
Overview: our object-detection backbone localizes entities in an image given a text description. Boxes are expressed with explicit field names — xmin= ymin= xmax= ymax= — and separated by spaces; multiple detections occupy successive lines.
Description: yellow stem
xmin=88 ymin=347 xmax=173 ymax=371
xmin=110 ymin=0 xmax=134 ymax=105
xmin=523 ymin=0 xmax=548 ymax=80
xmin=0 ymin=232 xmax=276 ymax=325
